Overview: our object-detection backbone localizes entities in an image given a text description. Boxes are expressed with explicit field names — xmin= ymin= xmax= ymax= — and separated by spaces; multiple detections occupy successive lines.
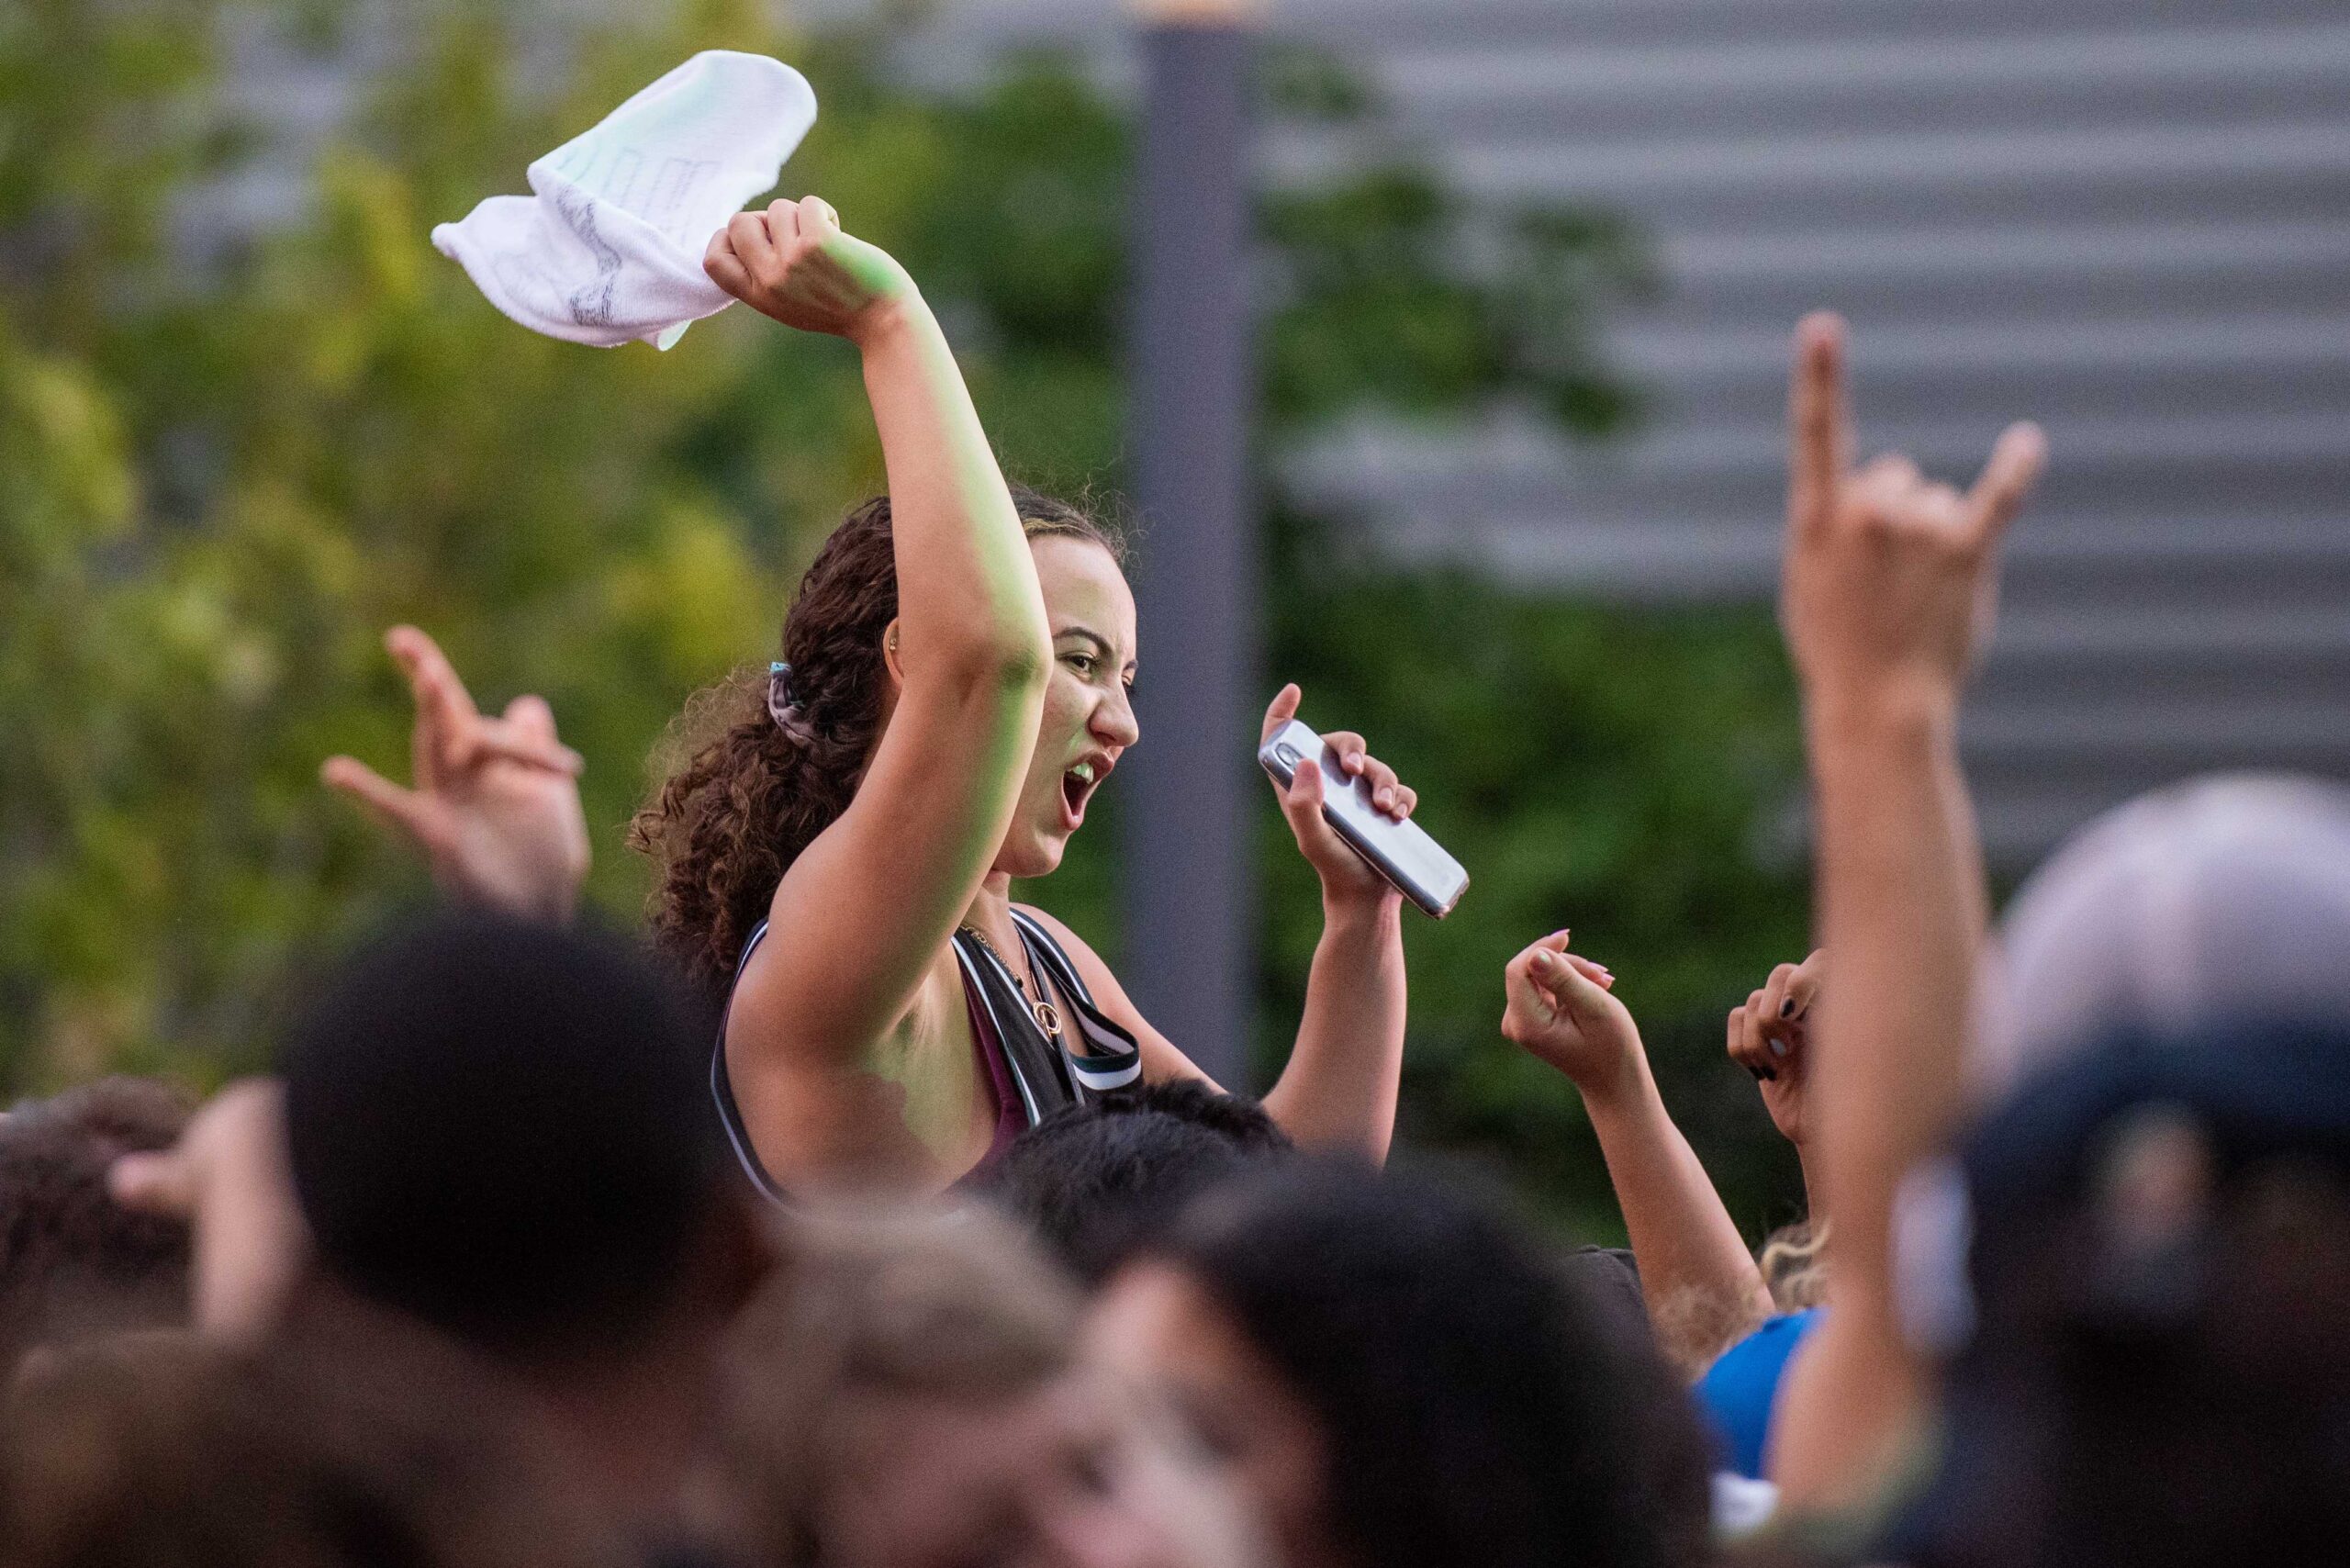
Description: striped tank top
xmin=711 ymin=908 xmax=1144 ymax=1201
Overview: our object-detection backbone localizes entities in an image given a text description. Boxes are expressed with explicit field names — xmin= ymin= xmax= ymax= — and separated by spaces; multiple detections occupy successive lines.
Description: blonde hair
xmin=1758 ymin=1219 xmax=1830 ymax=1313
xmin=720 ymin=1202 xmax=1081 ymax=1567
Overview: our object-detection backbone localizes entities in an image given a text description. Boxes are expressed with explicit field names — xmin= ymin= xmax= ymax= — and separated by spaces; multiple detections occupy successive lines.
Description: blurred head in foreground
xmin=0 ymin=1076 xmax=192 ymax=1373
xmin=1986 ymin=772 xmax=2350 ymax=1081
xmin=1899 ymin=774 xmax=2350 ymax=1566
xmin=1087 ymin=1162 xmax=1713 ymax=1568
xmin=978 ymin=1081 xmax=1295 ymax=1282
xmin=724 ymin=1201 xmax=1265 ymax=1568
xmin=0 ymin=1330 xmax=618 ymax=1568
xmin=278 ymin=911 xmax=767 ymax=1539
xmin=280 ymin=911 xmax=747 ymax=1369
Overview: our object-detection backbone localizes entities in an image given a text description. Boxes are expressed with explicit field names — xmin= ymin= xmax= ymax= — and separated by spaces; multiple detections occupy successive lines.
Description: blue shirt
xmin=1695 ymin=1308 xmax=1822 ymax=1479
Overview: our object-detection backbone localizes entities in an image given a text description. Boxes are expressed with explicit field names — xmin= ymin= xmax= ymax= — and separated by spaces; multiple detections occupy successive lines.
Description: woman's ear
xmin=880 ymin=617 xmax=905 ymax=688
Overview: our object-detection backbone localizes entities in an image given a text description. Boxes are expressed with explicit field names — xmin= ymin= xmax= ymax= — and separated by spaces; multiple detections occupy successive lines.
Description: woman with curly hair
xmin=631 ymin=195 xmax=1418 ymax=1196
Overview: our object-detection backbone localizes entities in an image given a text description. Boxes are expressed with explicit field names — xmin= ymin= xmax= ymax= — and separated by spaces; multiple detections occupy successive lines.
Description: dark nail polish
xmin=1779 ymin=999 xmax=1796 ymax=1019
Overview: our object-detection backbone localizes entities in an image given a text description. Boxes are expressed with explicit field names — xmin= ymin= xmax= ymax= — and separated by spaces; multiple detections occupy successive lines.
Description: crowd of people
xmin=3 ymin=193 xmax=2344 ymax=1568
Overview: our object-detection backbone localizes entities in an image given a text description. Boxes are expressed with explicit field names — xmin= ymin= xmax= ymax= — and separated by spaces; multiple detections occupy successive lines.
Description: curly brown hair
xmin=630 ymin=487 xmax=1122 ymax=997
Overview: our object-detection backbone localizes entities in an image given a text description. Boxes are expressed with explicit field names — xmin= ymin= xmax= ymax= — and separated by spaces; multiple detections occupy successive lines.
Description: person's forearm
xmin=1806 ymin=691 xmax=1984 ymax=1290
xmin=857 ymin=302 xmax=1050 ymax=681
xmin=1261 ymin=893 xmax=1406 ymax=1160
xmin=1771 ymin=689 xmax=1986 ymax=1506
xmin=1579 ymin=1053 xmax=1774 ymax=1373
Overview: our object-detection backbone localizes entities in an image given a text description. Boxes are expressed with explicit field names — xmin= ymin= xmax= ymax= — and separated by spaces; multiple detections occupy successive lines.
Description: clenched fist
xmin=703 ymin=193 xmax=915 ymax=345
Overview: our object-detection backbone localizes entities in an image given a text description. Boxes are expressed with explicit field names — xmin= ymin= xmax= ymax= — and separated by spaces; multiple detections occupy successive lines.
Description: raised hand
xmin=1727 ymin=949 xmax=1826 ymax=1148
xmin=322 ymin=626 xmax=589 ymax=924
xmin=1500 ymin=930 xmax=1634 ymax=1092
xmin=1260 ymin=683 xmax=1416 ymax=908
xmin=1780 ymin=313 xmax=2045 ymax=722
xmin=109 ymin=1080 xmax=308 ymax=1344
xmin=702 ymin=194 xmax=916 ymax=344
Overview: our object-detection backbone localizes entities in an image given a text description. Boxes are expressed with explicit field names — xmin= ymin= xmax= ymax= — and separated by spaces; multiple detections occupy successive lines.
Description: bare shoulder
xmin=1013 ymin=902 xmax=1107 ymax=969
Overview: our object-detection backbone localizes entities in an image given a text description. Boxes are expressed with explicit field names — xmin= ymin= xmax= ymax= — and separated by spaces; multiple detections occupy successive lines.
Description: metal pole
xmin=1124 ymin=0 xmax=1256 ymax=1089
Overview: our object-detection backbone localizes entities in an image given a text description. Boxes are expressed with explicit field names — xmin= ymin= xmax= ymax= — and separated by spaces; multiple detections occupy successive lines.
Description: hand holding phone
xmin=1259 ymin=714 xmax=1470 ymax=918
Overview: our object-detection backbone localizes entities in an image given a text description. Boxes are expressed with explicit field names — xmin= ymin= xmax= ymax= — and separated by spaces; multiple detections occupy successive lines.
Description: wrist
xmin=1320 ymin=883 xmax=1403 ymax=936
xmin=845 ymin=286 xmax=926 ymax=353
xmin=1804 ymin=676 xmax=1960 ymax=751
xmin=1568 ymin=1041 xmax=1654 ymax=1111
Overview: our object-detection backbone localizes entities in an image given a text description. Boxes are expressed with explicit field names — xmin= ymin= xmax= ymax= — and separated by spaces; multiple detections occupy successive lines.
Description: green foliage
xmin=1258 ymin=516 xmax=1807 ymax=1234
xmin=0 ymin=0 xmax=1807 ymax=1237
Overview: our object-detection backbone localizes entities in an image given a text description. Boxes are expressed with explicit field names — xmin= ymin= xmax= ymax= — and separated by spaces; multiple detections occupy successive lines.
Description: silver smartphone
xmin=1258 ymin=718 xmax=1470 ymax=918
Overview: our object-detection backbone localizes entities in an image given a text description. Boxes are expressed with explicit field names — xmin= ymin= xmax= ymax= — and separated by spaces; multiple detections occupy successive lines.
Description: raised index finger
xmin=384 ymin=627 xmax=475 ymax=783
xmin=1787 ymin=311 xmax=1850 ymax=543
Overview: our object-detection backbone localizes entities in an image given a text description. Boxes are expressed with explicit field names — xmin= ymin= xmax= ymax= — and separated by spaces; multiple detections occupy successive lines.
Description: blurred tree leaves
xmin=0 ymin=0 xmax=1805 ymax=1234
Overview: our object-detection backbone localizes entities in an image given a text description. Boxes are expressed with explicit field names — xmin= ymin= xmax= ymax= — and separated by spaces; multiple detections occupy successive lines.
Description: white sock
xmin=431 ymin=50 xmax=816 ymax=351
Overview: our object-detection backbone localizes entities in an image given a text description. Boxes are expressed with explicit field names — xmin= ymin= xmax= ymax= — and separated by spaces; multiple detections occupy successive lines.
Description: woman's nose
xmin=1094 ymin=687 xmax=1140 ymax=750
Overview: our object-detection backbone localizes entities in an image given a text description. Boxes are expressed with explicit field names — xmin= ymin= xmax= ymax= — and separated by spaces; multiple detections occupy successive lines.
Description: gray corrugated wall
xmin=827 ymin=0 xmax=2350 ymax=864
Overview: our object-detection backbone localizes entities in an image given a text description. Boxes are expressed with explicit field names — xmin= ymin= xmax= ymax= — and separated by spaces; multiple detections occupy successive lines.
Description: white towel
xmin=431 ymin=50 xmax=816 ymax=351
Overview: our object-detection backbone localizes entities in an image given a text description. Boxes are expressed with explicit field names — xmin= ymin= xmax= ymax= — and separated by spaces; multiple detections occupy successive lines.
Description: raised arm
xmin=1013 ymin=685 xmax=1414 ymax=1159
xmin=1765 ymin=314 xmax=2044 ymax=1512
xmin=1725 ymin=950 xmax=1828 ymax=1218
xmin=1502 ymin=931 xmax=1774 ymax=1373
xmin=709 ymin=196 xmax=1051 ymax=1185
xmin=1254 ymin=686 xmax=1410 ymax=1159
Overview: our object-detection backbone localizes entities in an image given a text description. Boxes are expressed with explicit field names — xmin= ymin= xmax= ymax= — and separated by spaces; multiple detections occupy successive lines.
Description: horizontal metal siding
xmin=687 ymin=0 xmax=2350 ymax=861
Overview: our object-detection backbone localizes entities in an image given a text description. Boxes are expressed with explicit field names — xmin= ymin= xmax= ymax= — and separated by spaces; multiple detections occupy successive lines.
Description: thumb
xmin=322 ymin=757 xmax=446 ymax=851
xmin=110 ymin=1149 xmax=195 ymax=1216
xmin=1280 ymin=749 xmax=1328 ymax=833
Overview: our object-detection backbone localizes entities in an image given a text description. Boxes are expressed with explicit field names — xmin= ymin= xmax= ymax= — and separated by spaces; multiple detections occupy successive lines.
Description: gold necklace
xmin=958 ymin=924 xmax=1064 ymax=1042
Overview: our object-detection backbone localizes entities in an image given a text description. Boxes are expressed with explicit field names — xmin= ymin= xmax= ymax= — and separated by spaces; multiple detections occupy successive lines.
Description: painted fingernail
xmin=1745 ymin=1063 xmax=1769 ymax=1083
xmin=1779 ymin=999 xmax=1796 ymax=1019
xmin=1756 ymin=1065 xmax=1778 ymax=1082
xmin=1769 ymin=1038 xmax=1788 ymax=1058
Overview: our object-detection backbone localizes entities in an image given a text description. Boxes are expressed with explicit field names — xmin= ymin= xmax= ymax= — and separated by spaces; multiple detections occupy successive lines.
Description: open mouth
xmin=1060 ymin=759 xmax=1103 ymax=826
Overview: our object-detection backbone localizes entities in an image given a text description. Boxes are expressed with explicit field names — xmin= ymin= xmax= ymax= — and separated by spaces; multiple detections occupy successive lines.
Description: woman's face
xmin=822 ymin=1369 xmax=1265 ymax=1568
xmin=995 ymin=534 xmax=1140 ymax=880
xmin=1084 ymin=1264 xmax=1345 ymax=1568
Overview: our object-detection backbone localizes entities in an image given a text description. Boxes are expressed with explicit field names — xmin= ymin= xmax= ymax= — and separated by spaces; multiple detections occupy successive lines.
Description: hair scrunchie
xmin=767 ymin=662 xmax=818 ymax=744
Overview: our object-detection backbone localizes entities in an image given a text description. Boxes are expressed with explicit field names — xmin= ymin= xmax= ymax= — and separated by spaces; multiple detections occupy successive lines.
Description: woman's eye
xmin=1063 ymin=653 xmax=1094 ymax=675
